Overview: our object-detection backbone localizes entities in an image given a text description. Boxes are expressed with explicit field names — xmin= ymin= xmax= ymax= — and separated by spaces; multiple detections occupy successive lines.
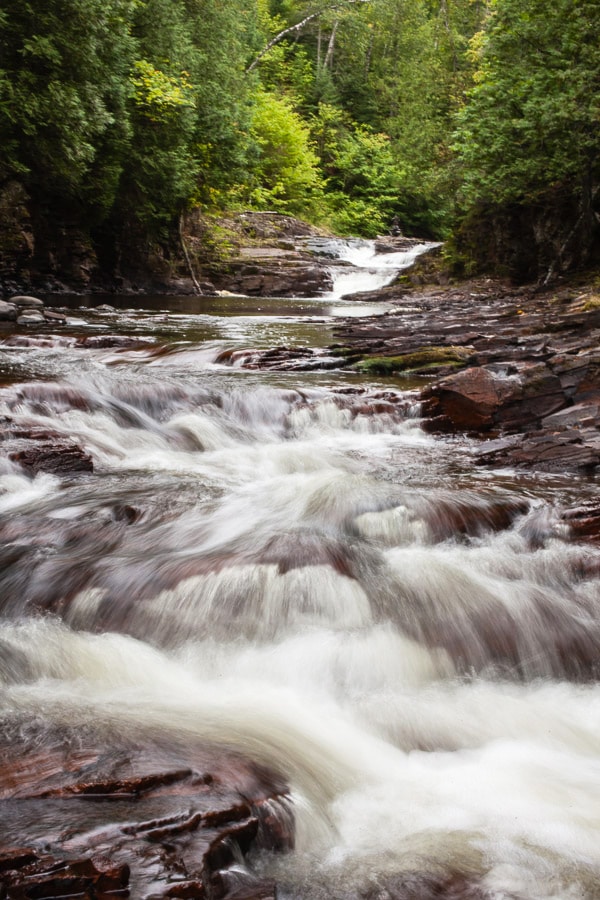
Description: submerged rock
xmin=3 ymin=416 xmax=94 ymax=476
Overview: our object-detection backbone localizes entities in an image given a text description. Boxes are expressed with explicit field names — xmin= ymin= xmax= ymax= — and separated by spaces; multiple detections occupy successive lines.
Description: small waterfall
xmin=307 ymin=237 xmax=440 ymax=299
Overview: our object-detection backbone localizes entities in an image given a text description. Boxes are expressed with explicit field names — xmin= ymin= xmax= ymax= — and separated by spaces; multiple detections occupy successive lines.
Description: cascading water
xmin=1 ymin=244 xmax=600 ymax=899
xmin=308 ymin=237 xmax=440 ymax=299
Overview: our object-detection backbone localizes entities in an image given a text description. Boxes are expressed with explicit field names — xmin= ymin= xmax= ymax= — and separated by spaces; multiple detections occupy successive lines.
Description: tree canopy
xmin=452 ymin=0 xmax=600 ymax=275
xmin=1 ymin=0 xmax=598 ymax=280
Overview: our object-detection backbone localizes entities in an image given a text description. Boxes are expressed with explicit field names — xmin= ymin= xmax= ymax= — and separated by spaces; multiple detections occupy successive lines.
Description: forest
xmin=1 ymin=0 xmax=599 ymax=285
xmin=3 ymin=4 xmax=600 ymax=897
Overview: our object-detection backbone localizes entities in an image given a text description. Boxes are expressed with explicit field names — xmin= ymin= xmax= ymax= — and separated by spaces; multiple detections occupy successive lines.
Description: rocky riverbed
xmin=223 ymin=270 xmax=600 ymax=479
xmin=2 ymin=242 xmax=600 ymax=899
xmin=331 ymin=276 xmax=600 ymax=475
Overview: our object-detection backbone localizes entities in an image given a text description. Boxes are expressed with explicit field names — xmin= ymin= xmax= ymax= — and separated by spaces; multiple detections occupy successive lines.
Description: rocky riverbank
xmin=0 ymin=211 xmax=338 ymax=298
xmin=212 ymin=267 xmax=600 ymax=542
xmin=0 ymin=729 xmax=292 ymax=899
xmin=329 ymin=275 xmax=600 ymax=475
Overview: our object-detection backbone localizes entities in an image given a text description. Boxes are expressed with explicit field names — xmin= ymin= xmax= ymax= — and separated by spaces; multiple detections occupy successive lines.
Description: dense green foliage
xmin=452 ymin=0 xmax=600 ymax=275
xmin=0 ymin=1 xmax=134 ymax=214
xmin=1 ymin=0 xmax=598 ymax=278
xmin=454 ymin=0 xmax=600 ymax=204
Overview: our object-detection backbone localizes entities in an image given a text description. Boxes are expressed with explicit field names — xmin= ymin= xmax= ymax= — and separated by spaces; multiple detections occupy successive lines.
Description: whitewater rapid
xmin=1 ymin=240 xmax=600 ymax=898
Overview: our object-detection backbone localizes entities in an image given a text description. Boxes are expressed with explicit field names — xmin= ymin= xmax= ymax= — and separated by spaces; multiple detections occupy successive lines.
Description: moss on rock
xmin=353 ymin=345 xmax=473 ymax=375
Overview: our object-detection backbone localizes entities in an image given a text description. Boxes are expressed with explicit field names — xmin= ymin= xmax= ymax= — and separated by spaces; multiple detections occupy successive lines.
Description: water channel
xmin=1 ymin=241 xmax=600 ymax=898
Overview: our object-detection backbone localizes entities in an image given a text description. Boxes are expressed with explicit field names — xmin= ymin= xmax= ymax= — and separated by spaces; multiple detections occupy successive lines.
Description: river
xmin=1 ymin=241 xmax=600 ymax=899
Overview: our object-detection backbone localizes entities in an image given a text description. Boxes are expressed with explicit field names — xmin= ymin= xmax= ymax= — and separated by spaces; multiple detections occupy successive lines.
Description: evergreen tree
xmin=453 ymin=0 xmax=600 ymax=273
xmin=0 ymin=0 xmax=135 ymax=245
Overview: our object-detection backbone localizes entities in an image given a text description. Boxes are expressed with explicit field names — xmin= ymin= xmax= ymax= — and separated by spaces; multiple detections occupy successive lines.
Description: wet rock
xmin=422 ymin=367 xmax=520 ymax=431
xmin=552 ymin=350 xmax=600 ymax=400
xmin=414 ymin=493 xmax=530 ymax=541
xmin=0 ymin=852 xmax=130 ymax=899
xmin=373 ymin=236 xmax=429 ymax=254
xmin=10 ymin=383 xmax=91 ymax=411
xmin=495 ymin=362 xmax=565 ymax=428
xmin=0 ymin=736 xmax=292 ymax=900
xmin=542 ymin=399 xmax=600 ymax=429
xmin=213 ymin=262 xmax=333 ymax=298
xmin=2 ymin=334 xmax=76 ymax=349
xmin=43 ymin=309 xmax=68 ymax=324
xmin=422 ymin=362 xmax=567 ymax=435
xmin=78 ymin=334 xmax=156 ymax=349
xmin=561 ymin=501 xmax=600 ymax=544
xmin=9 ymin=441 xmax=94 ymax=476
xmin=16 ymin=311 xmax=45 ymax=326
xmin=476 ymin=429 xmax=600 ymax=473
xmin=0 ymin=300 xmax=17 ymax=321
xmin=217 ymin=345 xmax=340 ymax=372
xmin=9 ymin=295 xmax=45 ymax=309
xmin=112 ymin=503 xmax=142 ymax=524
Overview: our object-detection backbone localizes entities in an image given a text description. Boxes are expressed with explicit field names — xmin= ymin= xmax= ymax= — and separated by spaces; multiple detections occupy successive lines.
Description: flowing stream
xmin=1 ymin=240 xmax=600 ymax=898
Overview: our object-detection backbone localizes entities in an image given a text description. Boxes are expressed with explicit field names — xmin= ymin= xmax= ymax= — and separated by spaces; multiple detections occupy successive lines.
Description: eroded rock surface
xmin=331 ymin=280 xmax=600 ymax=475
xmin=2 ymin=421 xmax=94 ymax=476
xmin=0 ymin=733 xmax=292 ymax=900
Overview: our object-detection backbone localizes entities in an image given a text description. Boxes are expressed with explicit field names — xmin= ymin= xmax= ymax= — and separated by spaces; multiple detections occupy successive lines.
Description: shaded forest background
xmin=0 ymin=0 xmax=599 ymax=287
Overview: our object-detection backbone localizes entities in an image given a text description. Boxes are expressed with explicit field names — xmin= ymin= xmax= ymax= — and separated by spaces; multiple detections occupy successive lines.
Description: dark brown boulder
xmin=423 ymin=362 xmax=566 ymax=434
xmin=9 ymin=440 xmax=93 ymax=476
xmin=422 ymin=366 xmax=520 ymax=431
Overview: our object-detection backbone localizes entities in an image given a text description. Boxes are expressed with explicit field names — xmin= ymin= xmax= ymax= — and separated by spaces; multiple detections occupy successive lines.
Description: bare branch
xmin=179 ymin=215 xmax=202 ymax=296
xmin=246 ymin=0 xmax=372 ymax=74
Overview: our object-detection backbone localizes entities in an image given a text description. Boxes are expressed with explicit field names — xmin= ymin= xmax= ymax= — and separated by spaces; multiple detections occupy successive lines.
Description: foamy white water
xmin=309 ymin=237 xmax=440 ymax=299
xmin=0 ymin=243 xmax=599 ymax=898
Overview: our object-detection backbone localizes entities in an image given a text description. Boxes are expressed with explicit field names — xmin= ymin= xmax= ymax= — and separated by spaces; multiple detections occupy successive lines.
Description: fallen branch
xmin=179 ymin=215 xmax=202 ymax=295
